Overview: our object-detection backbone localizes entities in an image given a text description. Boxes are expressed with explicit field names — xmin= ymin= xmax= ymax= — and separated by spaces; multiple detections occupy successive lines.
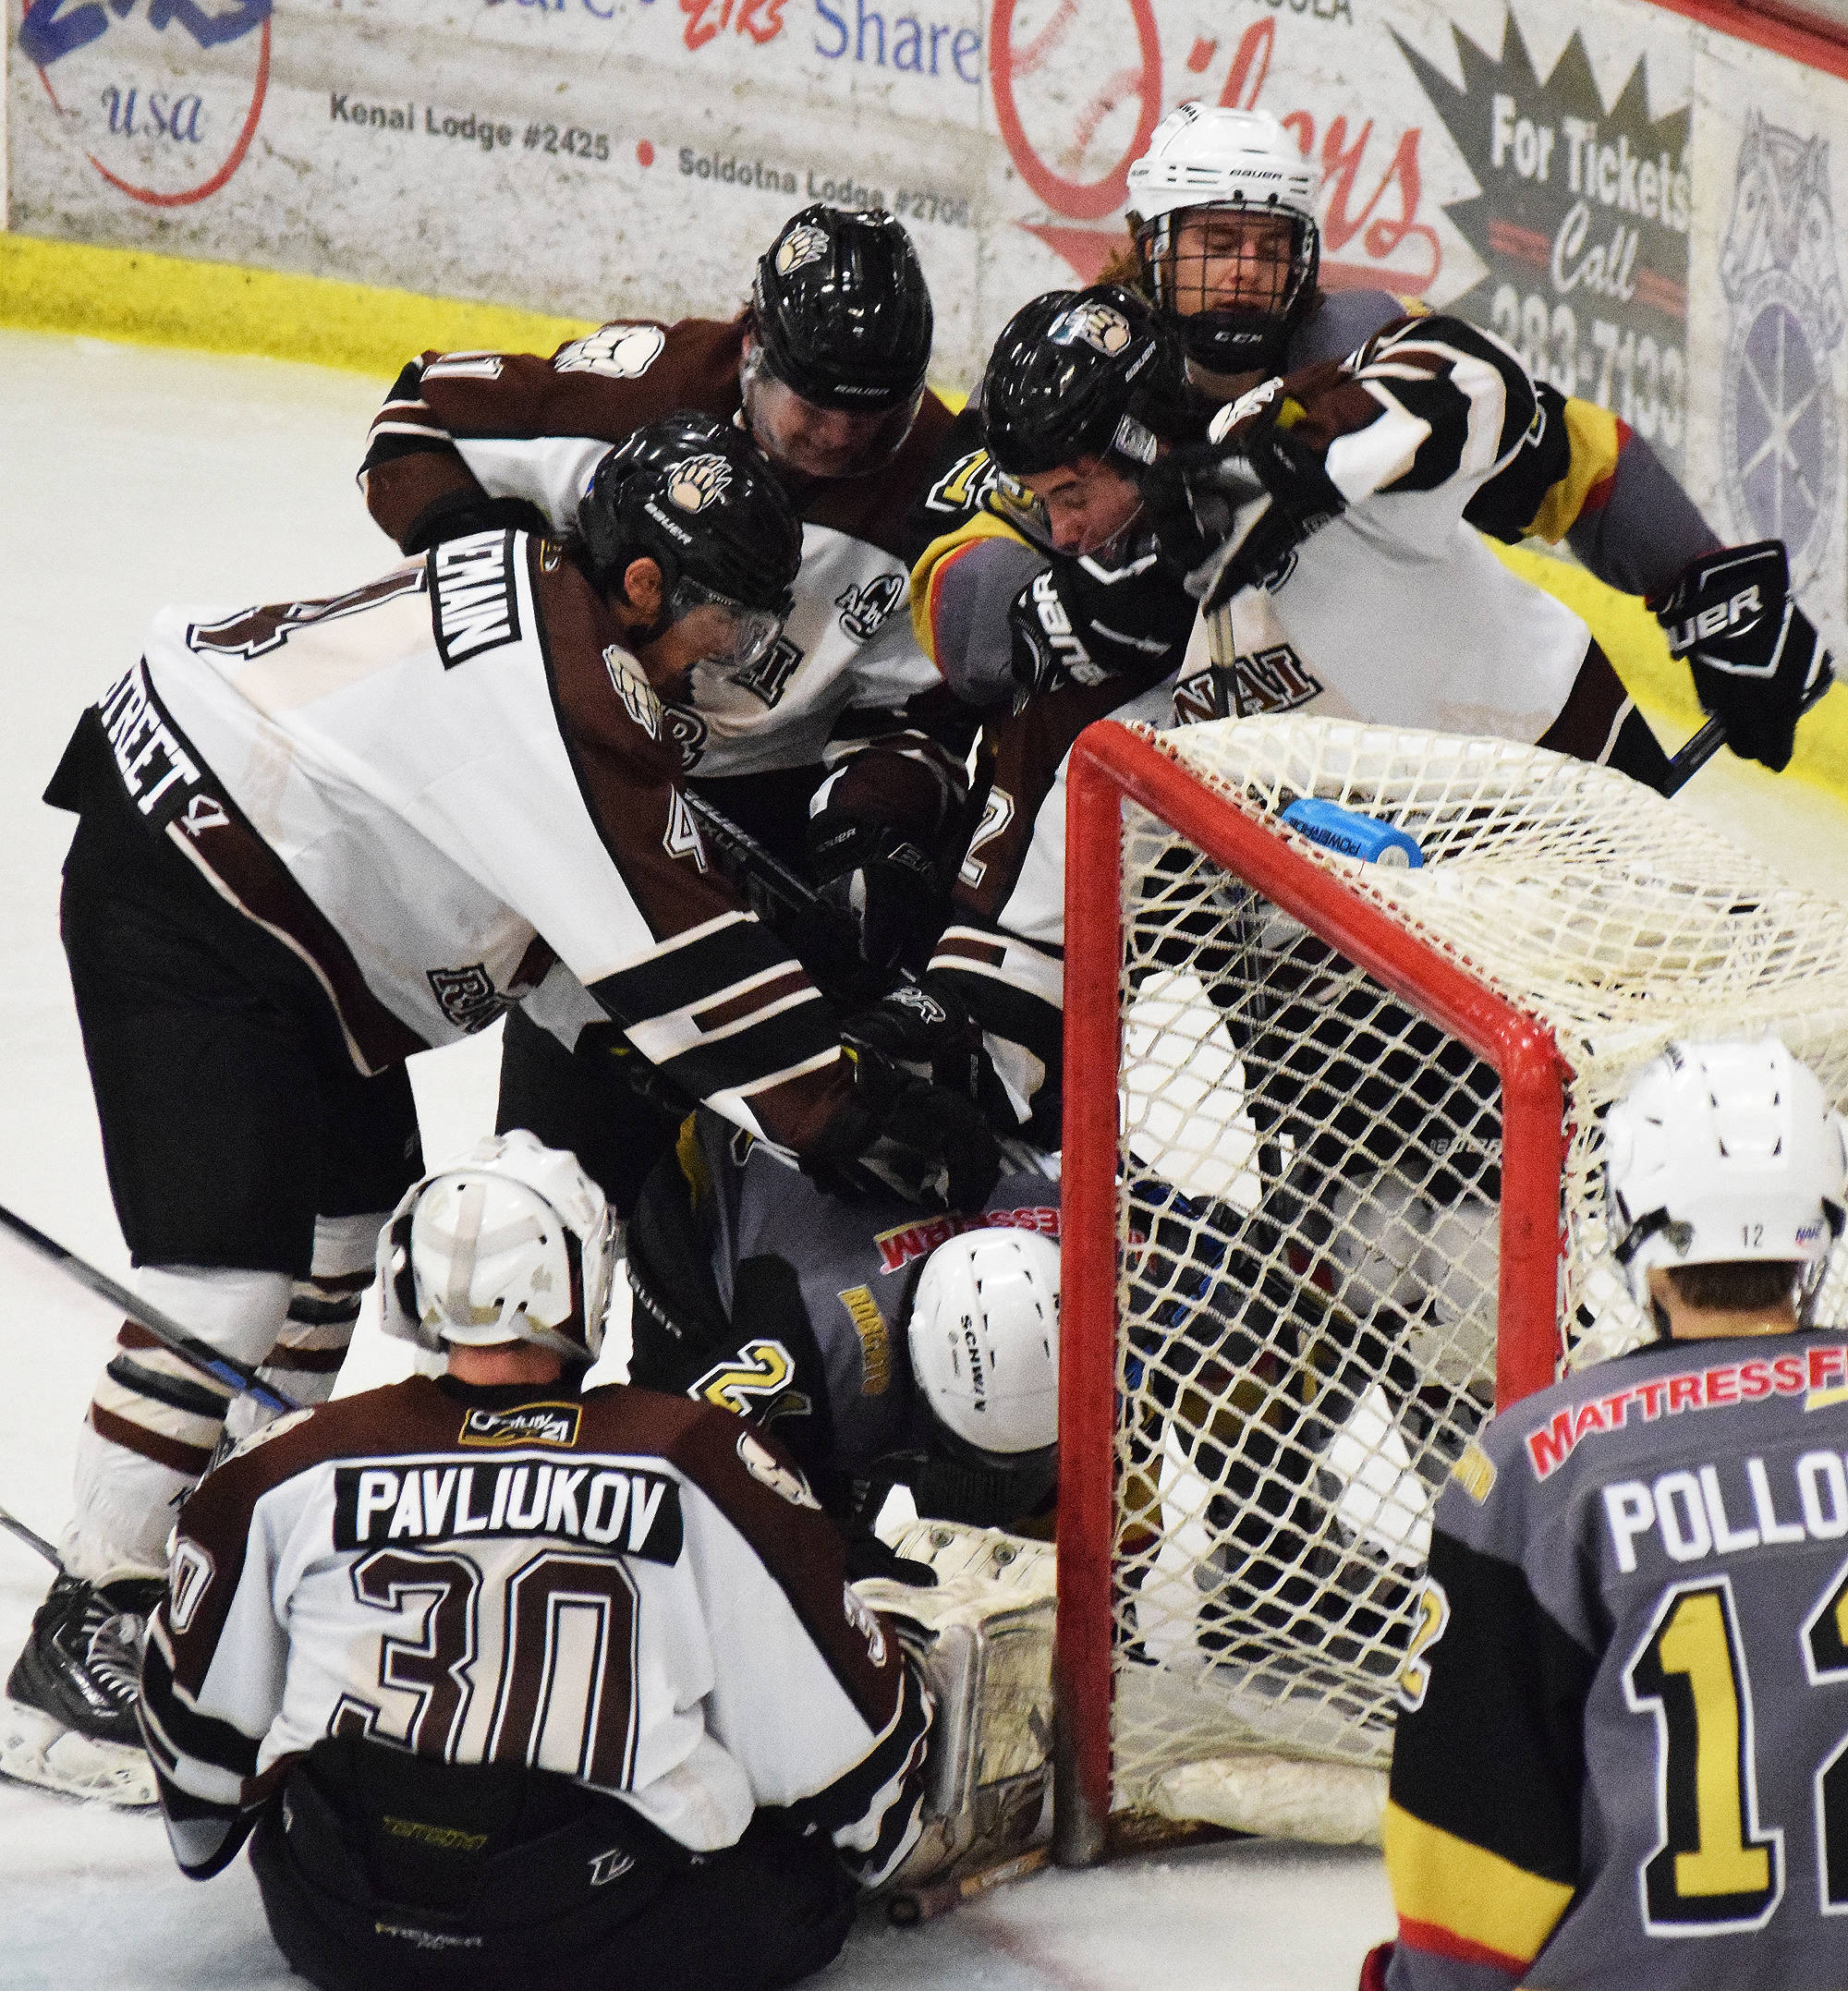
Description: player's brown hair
xmin=1662 ymin=1260 xmax=1802 ymax=1313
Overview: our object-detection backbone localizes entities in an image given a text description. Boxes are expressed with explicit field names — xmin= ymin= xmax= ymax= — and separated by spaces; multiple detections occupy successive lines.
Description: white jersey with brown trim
xmin=113 ymin=529 xmax=859 ymax=1155
xmin=1190 ymin=315 xmax=1590 ymax=734
xmin=141 ymin=1377 xmax=931 ymax=1883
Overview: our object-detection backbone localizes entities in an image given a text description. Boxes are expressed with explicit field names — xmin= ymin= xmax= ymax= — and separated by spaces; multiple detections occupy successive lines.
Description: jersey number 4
xmin=1623 ymin=1563 xmax=1848 ymax=1934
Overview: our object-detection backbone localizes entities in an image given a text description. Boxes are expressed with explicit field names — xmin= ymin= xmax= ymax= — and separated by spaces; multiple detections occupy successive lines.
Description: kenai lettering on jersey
xmin=875 ymin=1206 xmax=1060 ymax=1274
xmin=1525 ymin=1341 xmax=1848 ymax=1480
xmin=430 ymin=530 xmax=521 ymax=667
xmin=333 ymin=1457 xmax=682 ymax=1561
xmin=1230 ymin=643 xmax=1322 ymax=716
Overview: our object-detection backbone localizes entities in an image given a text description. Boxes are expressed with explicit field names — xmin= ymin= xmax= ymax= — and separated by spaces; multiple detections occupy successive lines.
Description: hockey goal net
xmin=1052 ymin=713 xmax=1848 ymax=1864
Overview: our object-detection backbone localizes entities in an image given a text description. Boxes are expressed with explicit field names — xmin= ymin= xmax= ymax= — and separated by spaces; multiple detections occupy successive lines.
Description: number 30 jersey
xmin=140 ymin=1376 xmax=930 ymax=1885
xmin=1383 ymin=1331 xmax=1848 ymax=1991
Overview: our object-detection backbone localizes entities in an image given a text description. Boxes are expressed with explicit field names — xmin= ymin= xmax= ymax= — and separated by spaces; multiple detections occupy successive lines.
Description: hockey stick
xmin=684 ymin=790 xmax=920 ymax=992
xmin=1659 ymin=676 xmax=1830 ymax=798
xmin=0 ymin=1504 xmax=62 ymax=1574
xmin=0 ymin=1203 xmax=300 ymax=1416
xmin=885 ymin=1844 xmax=1050 ymax=1925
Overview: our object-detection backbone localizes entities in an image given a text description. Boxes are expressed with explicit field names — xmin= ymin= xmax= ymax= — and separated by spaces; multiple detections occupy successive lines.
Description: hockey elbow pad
xmin=1653 ymin=540 xmax=1833 ymax=772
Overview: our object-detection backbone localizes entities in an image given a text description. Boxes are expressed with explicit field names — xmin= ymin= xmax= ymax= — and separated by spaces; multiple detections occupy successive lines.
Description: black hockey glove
xmin=1143 ymin=418 xmax=1345 ymax=613
xmin=842 ymin=1524 xmax=937 ymax=1587
xmin=1007 ymin=568 xmax=1105 ymax=707
xmin=842 ymin=977 xmax=1010 ymax=1122
xmin=807 ymin=810 xmax=948 ymax=982
xmin=809 ymin=1036 xmax=1002 ymax=1212
xmin=1652 ymin=540 xmax=1833 ymax=773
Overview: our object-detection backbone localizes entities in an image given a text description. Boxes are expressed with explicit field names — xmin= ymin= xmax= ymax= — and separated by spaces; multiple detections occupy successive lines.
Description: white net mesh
xmin=1105 ymin=716 xmax=1848 ymax=1822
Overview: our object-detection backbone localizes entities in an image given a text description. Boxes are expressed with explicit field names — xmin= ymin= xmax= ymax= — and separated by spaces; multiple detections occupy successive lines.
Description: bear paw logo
xmin=774 ymin=222 xmax=831 ymax=275
xmin=1058 ymin=300 xmax=1132 ymax=358
xmin=555 ymin=323 xmax=667 ymax=380
xmin=666 ymin=454 xmax=734 ymax=513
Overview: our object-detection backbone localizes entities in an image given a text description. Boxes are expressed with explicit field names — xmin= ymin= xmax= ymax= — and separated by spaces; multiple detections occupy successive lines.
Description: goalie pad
xmin=854 ymin=1519 xmax=1054 ymax=1889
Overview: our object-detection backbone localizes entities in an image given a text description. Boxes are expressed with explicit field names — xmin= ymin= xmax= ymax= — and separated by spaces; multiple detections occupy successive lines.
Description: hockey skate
xmin=2 ymin=1572 xmax=163 ymax=1806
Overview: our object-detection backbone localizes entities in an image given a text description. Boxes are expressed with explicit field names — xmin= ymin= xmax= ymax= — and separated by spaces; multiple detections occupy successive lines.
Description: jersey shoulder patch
xmin=553 ymin=322 xmax=668 ymax=380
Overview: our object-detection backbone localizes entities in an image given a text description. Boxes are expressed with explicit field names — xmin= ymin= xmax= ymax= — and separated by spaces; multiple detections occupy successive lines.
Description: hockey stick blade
xmin=1660 ymin=677 xmax=1829 ymax=798
xmin=0 ymin=1203 xmax=298 ymax=1415
xmin=885 ymin=1844 xmax=1050 ymax=1925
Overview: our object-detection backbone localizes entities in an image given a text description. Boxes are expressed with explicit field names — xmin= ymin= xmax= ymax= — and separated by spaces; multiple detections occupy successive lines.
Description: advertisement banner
xmin=7 ymin=0 xmax=1846 ymax=645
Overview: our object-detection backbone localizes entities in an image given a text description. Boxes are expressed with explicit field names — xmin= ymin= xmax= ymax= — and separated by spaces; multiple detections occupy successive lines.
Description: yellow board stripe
xmin=1381 ymin=1798 xmax=1574 ymax=1965
xmin=0 ymin=230 xmax=597 ymax=379
xmin=0 ymin=231 xmax=974 ymax=407
xmin=1490 ymin=538 xmax=1848 ymax=807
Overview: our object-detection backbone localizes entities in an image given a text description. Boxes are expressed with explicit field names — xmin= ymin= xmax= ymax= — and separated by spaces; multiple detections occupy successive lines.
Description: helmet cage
xmin=1135 ymin=203 xmax=1320 ymax=376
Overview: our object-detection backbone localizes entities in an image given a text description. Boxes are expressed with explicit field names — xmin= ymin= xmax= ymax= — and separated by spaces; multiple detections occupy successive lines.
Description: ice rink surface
xmin=2 ymin=327 xmax=1844 ymax=1989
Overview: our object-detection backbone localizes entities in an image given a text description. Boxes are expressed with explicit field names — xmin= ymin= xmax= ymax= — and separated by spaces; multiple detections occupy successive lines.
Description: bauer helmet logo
xmin=774 ymin=223 xmax=831 ymax=275
xmin=666 ymin=454 xmax=733 ymax=514
xmin=1058 ymin=300 xmax=1133 ymax=357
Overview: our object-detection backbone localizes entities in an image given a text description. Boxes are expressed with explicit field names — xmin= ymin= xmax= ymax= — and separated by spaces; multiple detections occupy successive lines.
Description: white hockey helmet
xmin=379 ymin=1130 xmax=619 ymax=1365
xmin=1605 ymin=1036 xmax=1848 ymax=1308
xmin=908 ymin=1229 xmax=1061 ymax=1457
xmin=1126 ymin=104 xmax=1322 ymax=377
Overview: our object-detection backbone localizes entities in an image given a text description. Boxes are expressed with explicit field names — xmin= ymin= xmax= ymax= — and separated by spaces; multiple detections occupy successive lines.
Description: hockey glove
xmin=843 ymin=978 xmax=1010 ymax=1122
xmin=1007 ymin=568 xmax=1107 ymax=707
xmin=808 ymin=811 xmax=948 ymax=982
xmin=1652 ymin=540 xmax=1833 ymax=772
xmin=1143 ymin=416 xmax=1345 ymax=613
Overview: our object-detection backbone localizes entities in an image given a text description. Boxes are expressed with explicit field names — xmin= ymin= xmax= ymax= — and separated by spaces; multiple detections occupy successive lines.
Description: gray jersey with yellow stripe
xmin=1385 ymin=1330 xmax=1848 ymax=1991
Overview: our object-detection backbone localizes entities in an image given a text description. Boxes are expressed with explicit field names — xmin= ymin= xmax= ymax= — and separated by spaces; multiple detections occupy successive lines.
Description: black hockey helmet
xmin=980 ymin=285 xmax=1193 ymax=481
xmin=578 ymin=414 xmax=800 ymax=666
xmin=749 ymin=204 xmax=934 ymax=411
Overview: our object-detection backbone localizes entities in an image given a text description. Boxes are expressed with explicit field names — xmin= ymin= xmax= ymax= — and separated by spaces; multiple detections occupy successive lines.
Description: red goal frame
xmin=1052 ymin=721 xmax=1571 ymax=1864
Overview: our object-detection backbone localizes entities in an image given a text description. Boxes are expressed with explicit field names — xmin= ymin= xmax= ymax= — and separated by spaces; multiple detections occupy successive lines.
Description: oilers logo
xmin=666 ymin=454 xmax=733 ymax=514
xmin=1057 ymin=299 xmax=1133 ymax=358
xmin=554 ymin=322 xmax=666 ymax=381
xmin=774 ymin=223 xmax=831 ymax=275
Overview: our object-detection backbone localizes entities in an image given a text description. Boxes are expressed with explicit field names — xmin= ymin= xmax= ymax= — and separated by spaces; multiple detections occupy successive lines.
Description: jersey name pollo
xmin=1385 ymin=1334 xmax=1848 ymax=1991
xmin=142 ymin=1377 xmax=930 ymax=1883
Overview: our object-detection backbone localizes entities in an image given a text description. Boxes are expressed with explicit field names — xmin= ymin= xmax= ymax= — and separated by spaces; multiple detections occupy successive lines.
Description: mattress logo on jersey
xmin=1526 ymin=1341 xmax=1848 ymax=1480
xmin=833 ymin=573 xmax=906 ymax=642
xmin=457 ymin=1403 xmax=583 ymax=1449
xmin=431 ymin=530 xmax=521 ymax=668
xmin=1227 ymin=644 xmax=1322 ymax=717
xmin=553 ymin=323 xmax=666 ymax=381
xmin=837 ymin=1287 xmax=892 ymax=1394
xmin=736 ymin=1429 xmax=822 ymax=1511
xmin=334 ymin=1461 xmax=684 ymax=1562
xmin=873 ymin=1206 xmax=1060 ymax=1274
